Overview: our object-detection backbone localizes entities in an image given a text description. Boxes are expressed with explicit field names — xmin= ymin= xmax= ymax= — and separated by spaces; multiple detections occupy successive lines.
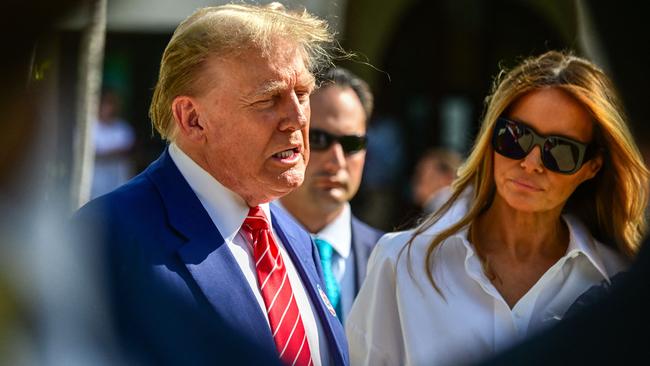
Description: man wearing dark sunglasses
xmin=278 ymin=68 xmax=383 ymax=323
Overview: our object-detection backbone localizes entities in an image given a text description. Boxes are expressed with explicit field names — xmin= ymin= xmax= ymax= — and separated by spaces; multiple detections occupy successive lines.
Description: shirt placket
xmin=462 ymin=249 xmax=518 ymax=351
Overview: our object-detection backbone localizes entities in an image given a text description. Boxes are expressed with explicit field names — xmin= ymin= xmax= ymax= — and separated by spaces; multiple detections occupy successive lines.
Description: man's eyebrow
xmin=252 ymin=80 xmax=287 ymax=97
xmin=250 ymin=74 xmax=316 ymax=97
xmin=300 ymin=73 xmax=316 ymax=89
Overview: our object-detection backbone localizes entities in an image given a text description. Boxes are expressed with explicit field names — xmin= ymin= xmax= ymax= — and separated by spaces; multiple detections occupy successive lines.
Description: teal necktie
xmin=314 ymin=237 xmax=341 ymax=317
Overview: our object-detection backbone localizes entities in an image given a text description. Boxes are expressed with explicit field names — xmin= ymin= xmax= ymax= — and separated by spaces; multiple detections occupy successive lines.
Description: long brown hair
xmin=406 ymin=50 xmax=649 ymax=293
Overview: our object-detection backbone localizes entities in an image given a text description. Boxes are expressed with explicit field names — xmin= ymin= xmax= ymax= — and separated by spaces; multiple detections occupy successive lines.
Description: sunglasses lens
xmin=542 ymin=138 xmax=581 ymax=173
xmin=339 ymin=135 xmax=368 ymax=154
xmin=309 ymin=129 xmax=367 ymax=154
xmin=493 ymin=119 xmax=532 ymax=159
xmin=309 ymin=130 xmax=331 ymax=150
xmin=493 ymin=118 xmax=590 ymax=174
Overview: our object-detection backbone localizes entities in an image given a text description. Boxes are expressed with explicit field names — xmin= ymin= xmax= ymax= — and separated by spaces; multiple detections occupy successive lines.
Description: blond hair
xmin=409 ymin=50 xmax=649 ymax=293
xmin=149 ymin=2 xmax=334 ymax=141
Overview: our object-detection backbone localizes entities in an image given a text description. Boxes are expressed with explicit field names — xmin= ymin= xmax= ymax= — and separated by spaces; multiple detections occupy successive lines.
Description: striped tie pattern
xmin=241 ymin=206 xmax=313 ymax=366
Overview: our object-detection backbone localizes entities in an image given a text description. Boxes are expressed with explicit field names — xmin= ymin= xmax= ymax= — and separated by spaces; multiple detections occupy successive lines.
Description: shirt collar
xmin=315 ymin=203 xmax=352 ymax=258
xmin=455 ymin=215 xmax=610 ymax=278
xmin=168 ymin=143 xmax=271 ymax=242
xmin=562 ymin=214 xmax=610 ymax=280
xmin=273 ymin=200 xmax=352 ymax=258
xmin=428 ymin=188 xmax=611 ymax=281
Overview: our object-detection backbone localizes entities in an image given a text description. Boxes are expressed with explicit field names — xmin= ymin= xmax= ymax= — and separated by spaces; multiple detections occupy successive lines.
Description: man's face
xmin=188 ymin=42 xmax=314 ymax=206
xmin=411 ymin=156 xmax=452 ymax=207
xmin=286 ymin=85 xmax=367 ymax=212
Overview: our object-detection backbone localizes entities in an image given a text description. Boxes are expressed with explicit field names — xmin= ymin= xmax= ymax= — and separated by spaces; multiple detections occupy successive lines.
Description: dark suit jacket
xmin=350 ymin=216 xmax=384 ymax=294
xmin=72 ymin=148 xmax=349 ymax=365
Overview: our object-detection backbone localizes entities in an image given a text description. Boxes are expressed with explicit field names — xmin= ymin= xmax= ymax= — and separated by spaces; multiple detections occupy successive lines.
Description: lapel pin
xmin=317 ymin=284 xmax=337 ymax=317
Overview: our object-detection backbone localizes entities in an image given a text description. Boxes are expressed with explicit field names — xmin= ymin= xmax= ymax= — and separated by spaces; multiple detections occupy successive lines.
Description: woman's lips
xmin=509 ymin=178 xmax=543 ymax=191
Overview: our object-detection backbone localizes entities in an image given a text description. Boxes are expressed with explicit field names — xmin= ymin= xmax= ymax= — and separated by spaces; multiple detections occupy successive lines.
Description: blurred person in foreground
xmin=346 ymin=50 xmax=649 ymax=365
xmin=411 ymin=147 xmax=463 ymax=215
xmin=73 ymin=3 xmax=349 ymax=365
xmin=0 ymin=1 xmax=117 ymax=364
xmin=278 ymin=68 xmax=383 ymax=324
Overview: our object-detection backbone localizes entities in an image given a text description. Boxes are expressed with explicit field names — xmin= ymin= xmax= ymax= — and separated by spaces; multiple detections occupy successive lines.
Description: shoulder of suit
xmin=74 ymin=168 xmax=161 ymax=228
xmin=351 ymin=215 xmax=384 ymax=238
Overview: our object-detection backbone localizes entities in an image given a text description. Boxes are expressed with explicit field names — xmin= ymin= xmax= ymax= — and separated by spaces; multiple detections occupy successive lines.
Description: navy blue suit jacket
xmin=73 ymin=149 xmax=349 ymax=365
xmin=350 ymin=216 xmax=383 ymax=294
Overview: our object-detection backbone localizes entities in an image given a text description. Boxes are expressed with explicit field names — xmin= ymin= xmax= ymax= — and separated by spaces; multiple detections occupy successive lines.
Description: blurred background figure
xmin=411 ymin=147 xmax=463 ymax=214
xmin=278 ymin=67 xmax=384 ymax=323
xmin=91 ymin=88 xmax=135 ymax=198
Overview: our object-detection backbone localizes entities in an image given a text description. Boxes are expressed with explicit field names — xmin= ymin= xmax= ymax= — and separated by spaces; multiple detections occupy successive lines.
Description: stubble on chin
xmin=280 ymin=166 xmax=305 ymax=190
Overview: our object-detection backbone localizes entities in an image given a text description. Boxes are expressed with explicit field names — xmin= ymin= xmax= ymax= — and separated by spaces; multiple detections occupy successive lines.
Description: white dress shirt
xmin=346 ymin=190 xmax=627 ymax=366
xmin=169 ymin=143 xmax=329 ymax=366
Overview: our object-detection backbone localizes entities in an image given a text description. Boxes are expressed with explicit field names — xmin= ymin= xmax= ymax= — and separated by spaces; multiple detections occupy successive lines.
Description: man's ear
xmin=171 ymin=96 xmax=205 ymax=141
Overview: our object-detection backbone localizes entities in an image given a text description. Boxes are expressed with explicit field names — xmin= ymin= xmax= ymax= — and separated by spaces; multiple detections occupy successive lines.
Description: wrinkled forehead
xmin=194 ymin=44 xmax=315 ymax=96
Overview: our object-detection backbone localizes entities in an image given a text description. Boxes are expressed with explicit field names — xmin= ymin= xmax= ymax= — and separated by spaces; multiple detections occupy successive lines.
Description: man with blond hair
xmin=73 ymin=3 xmax=347 ymax=365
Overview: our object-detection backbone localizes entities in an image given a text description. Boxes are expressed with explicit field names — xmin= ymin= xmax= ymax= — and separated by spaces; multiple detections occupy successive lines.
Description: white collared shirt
xmin=169 ymin=144 xmax=329 ymax=366
xmin=314 ymin=203 xmax=352 ymax=281
xmin=346 ymin=190 xmax=627 ymax=366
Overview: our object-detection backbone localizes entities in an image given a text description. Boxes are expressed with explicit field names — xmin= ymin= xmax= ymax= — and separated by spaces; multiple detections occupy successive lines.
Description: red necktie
xmin=241 ymin=206 xmax=313 ymax=366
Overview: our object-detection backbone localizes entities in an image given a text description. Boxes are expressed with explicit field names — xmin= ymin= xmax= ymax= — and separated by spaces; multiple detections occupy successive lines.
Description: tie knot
xmin=314 ymin=238 xmax=334 ymax=259
xmin=243 ymin=206 xmax=270 ymax=232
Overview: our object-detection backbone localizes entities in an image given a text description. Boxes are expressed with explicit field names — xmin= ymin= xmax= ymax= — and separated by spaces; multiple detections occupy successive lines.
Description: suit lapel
xmin=351 ymin=218 xmax=371 ymax=291
xmin=147 ymin=149 xmax=275 ymax=353
xmin=271 ymin=205 xmax=349 ymax=366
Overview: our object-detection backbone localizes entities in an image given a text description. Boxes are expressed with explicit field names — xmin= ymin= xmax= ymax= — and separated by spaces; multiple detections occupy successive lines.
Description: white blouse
xmin=345 ymin=194 xmax=627 ymax=366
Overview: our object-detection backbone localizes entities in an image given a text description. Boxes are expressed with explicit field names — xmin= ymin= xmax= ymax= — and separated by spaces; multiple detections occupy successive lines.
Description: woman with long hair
xmin=346 ymin=50 xmax=649 ymax=366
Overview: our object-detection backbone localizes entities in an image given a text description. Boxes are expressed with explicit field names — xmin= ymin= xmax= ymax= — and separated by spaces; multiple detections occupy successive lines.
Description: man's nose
xmin=323 ymin=142 xmax=347 ymax=172
xmin=520 ymin=145 xmax=544 ymax=173
xmin=278 ymin=93 xmax=308 ymax=132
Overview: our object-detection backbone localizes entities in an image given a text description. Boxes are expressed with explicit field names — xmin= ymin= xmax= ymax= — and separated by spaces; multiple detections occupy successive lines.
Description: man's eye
xmin=296 ymin=91 xmax=310 ymax=103
xmin=253 ymin=99 xmax=274 ymax=108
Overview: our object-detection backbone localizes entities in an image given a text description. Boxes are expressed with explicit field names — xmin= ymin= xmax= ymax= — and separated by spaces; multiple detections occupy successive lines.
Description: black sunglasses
xmin=492 ymin=117 xmax=598 ymax=174
xmin=309 ymin=128 xmax=368 ymax=155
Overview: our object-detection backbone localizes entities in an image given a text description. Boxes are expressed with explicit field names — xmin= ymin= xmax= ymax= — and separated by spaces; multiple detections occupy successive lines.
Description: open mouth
xmin=273 ymin=147 xmax=301 ymax=160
